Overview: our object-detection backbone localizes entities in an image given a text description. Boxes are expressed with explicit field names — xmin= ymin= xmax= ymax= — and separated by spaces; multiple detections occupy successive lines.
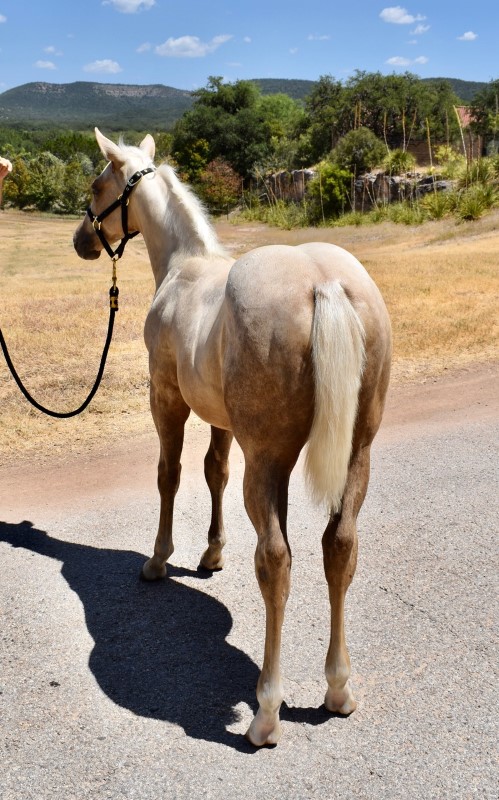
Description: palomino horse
xmin=74 ymin=129 xmax=392 ymax=746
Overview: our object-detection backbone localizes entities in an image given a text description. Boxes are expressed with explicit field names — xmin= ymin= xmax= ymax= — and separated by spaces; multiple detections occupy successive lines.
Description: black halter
xmin=86 ymin=166 xmax=156 ymax=261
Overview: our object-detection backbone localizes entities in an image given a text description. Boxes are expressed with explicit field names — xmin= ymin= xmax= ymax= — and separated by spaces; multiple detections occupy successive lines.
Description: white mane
xmin=157 ymin=163 xmax=227 ymax=258
xmin=114 ymin=139 xmax=227 ymax=259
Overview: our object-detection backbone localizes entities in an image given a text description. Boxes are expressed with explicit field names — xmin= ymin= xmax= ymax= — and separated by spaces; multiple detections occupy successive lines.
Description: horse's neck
xmin=138 ymin=165 xmax=225 ymax=287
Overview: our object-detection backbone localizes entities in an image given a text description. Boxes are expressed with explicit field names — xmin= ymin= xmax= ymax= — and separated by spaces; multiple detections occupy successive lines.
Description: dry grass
xmin=1 ymin=208 xmax=497 ymax=463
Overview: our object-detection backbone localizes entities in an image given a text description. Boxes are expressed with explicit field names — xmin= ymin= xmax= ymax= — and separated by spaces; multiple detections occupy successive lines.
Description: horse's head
xmin=73 ymin=128 xmax=155 ymax=260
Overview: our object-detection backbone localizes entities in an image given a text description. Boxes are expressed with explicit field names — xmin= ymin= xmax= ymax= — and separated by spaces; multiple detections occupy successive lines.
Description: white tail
xmin=305 ymin=282 xmax=366 ymax=513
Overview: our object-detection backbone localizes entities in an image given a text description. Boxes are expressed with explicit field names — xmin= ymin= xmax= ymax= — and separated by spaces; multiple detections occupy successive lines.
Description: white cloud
xmin=457 ymin=31 xmax=478 ymax=41
xmin=290 ymin=48 xmax=299 ymax=55
xmin=35 ymin=60 xmax=56 ymax=70
xmin=380 ymin=6 xmax=426 ymax=24
xmin=386 ymin=54 xmax=428 ymax=66
xmin=243 ymin=36 xmax=251 ymax=44
xmin=0 ymin=14 xmax=7 ymax=23
xmin=412 ymin=23 xmax=430 ymax=34
xmin=386 ymin=55 xmax=411 ymax=66
xmin=136 ymin=42 xmax=152 ymax=53
xmin=155 ymin=34 xmax=232 ymax=58
xmin=307 ymin=34 xmax=331 ymax=41
xmin=103 ymin=0 xmax=154 ymax=12
xmin=44 ymin=45 xmax=63 ymax=56
xmin=83 ymin=59 xmax=123 ymax=73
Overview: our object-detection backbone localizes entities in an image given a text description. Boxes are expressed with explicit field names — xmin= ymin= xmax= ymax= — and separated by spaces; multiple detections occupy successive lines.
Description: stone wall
xmin=353 ymin=172 xmax=454 ymax=210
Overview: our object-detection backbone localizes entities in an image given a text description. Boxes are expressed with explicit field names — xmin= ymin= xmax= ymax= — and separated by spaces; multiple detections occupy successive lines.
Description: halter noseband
xmin=86 ymin=166 xmax=156 ymax=261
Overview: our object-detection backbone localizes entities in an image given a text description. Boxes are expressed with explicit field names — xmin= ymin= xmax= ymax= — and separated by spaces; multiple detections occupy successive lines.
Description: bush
xmin=420 ymin=190 xmax=452 ymax=220
xmin=458 ymin=158 xmax=492 ymax=188
xmin=456 ymin=184 xmax=498 ymax=221
xmin=331 ymin=128 xmax=386 ymax=175
xmin=56 ymin=159 xmax=92 ymax=214
xmin=197 ymin=158 xmax=241 ymax=215
xmin=306 ymin=161 xmax=352 ymax=223
xmin=384 ymin=149 xmax=416 ymax=175
xmin=434 ymin=145 xmax=466 ymax=179
xmin=387 ymin=201 xmax=426 ymax=225
xmin=3 ymin=152 xmax=64 ymax=211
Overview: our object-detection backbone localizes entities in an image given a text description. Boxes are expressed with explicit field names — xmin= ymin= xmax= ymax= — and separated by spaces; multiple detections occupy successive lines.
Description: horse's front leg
xmin=243 ymin=458 xmax=291 ymax=747
xmin=199 ymin=426 xmax=233 ymax=571
xmin=142 ymin=382 xmax=190 ymax=581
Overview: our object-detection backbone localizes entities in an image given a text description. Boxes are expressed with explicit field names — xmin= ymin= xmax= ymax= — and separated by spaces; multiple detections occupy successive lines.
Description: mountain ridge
xmin=0 ymin=77 xmax=487 ymax=130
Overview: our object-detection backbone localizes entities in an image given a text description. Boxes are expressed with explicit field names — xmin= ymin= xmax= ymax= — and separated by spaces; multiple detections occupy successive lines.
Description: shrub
xmin=456 ymin=184 xmax=498 ymax=221
xmin=387 ymin=201 xmax=426 ymax=225
xmin=458 ymin=158 xmax=492 ymax=188
xmin=334 ymin=210 xmax=365 ymax=227
xmin=331 ymin=128 xmax=386 ymax=175
xmin=306 ymin=161 xmax=352 ymax=223
xmin=384 ymin=149 xmax=416 ymax=175
xmin=420 ymin=190 xmax=452 ymax=220
xmin=434 ymin=145 xmax=466 ymax=179
xmin=197 ymin=158 xmax=241 ymax=215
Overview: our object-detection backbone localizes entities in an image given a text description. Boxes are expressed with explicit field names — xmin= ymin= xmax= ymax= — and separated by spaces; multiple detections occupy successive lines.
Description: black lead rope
xmin=1 ymin=165 xmax=154 ymax=418
xmin=0 ymin=289 xmax=117 ymax=420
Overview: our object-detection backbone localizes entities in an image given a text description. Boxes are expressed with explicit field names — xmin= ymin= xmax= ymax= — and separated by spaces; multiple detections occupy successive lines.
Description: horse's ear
xmin=139 ymin=133 xmax=155 ymax=161
xmin=94 ymin=127 xmax=125 ymax=168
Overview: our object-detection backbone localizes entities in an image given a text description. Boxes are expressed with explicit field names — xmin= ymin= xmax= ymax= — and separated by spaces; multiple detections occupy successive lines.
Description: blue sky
xmin=0 ymin=1 xmax=497 ymax=93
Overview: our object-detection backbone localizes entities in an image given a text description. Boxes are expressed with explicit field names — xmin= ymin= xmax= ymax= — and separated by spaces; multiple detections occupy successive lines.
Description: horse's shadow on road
xmin=0 ymin=520 xmax=334 ymax=749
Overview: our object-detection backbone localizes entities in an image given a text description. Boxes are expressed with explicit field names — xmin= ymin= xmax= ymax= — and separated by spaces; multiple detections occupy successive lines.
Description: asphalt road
xmin=1 ymin=364 xmax=498 ymax=800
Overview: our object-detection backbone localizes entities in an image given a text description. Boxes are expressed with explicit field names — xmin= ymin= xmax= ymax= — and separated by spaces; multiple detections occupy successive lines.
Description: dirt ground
xmin=2 ymin=359 xmax=497 ymax=515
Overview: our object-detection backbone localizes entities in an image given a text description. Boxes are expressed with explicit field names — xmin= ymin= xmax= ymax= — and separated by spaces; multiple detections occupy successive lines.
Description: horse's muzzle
xmin=73 ymin=222 xmax=102 ymax=260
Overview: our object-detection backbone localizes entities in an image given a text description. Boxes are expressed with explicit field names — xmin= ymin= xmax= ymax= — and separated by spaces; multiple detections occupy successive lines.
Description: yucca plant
xmin=456 ymin=183 xmax=498 ymax=221
xmin=383 ymin=148 xmax=416 ymax=175
xmin=420 ymin=190 xmax=451 ymax=220
xmin=459 ymin=158 xmax=492 ymax=188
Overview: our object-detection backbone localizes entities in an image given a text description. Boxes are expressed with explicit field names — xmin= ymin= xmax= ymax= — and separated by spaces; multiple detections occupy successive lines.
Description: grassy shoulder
xmin=1 ymin=209 xmax=497 ymax=463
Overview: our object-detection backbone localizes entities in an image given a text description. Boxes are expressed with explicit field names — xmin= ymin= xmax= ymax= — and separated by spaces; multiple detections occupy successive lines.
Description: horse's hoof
xmin=245 ymin=714 xmax=281 ymax=747
xmin=324 ymin=683 xmax=357 ymax=715
xmin=141 ymin=558 xmax=167 ymax=581
xmin=199 ymin=549 xmax=225 ymax=572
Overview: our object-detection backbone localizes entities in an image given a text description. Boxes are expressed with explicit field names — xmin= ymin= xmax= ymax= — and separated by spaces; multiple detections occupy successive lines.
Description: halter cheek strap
xmin=87 ymin=166 xmax=156 ymax=261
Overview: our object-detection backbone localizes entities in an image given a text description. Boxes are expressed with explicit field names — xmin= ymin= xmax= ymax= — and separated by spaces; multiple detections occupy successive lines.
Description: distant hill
xmin=0 ymin=81 xmax=194 ymax=130
xmin=252 ymin=78 xmax=316 ymax=101
xmin=0 ymin=77 xmax=489 ymax=131
xmin=422 ymin=78 xmax=488 ymax=103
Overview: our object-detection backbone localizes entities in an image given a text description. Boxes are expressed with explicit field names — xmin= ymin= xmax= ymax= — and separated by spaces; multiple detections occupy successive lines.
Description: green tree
xmin=57 ymin=156 xmax=93 ymax=214
xmin=331 ymin=128 xmax=386 ymax=174
xmin=303 ymin=75 xmax=349 ymax=162
xmin=470 ymin=79 xmax=499 ymax=141
xmin=3 ymin=152 xmax=64 ymax=210
xmin=172 ymin=78 xmax=273 ymax=180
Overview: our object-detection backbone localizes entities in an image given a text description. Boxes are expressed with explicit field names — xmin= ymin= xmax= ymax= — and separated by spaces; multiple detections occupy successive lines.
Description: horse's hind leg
xmin=199 ymin=426 xmax=233 ymax=571
xmin=243 ymin=456 xmax=292 ymax=747
xmin=322 ymin=442 xmax=371 ymax=714
xmin=142 ymin=383 xmax=190 ymax=581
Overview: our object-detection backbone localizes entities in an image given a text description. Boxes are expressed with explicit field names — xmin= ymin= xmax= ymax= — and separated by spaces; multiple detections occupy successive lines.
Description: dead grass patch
xmin=1 ymin=209 xmax=497 ymax=462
